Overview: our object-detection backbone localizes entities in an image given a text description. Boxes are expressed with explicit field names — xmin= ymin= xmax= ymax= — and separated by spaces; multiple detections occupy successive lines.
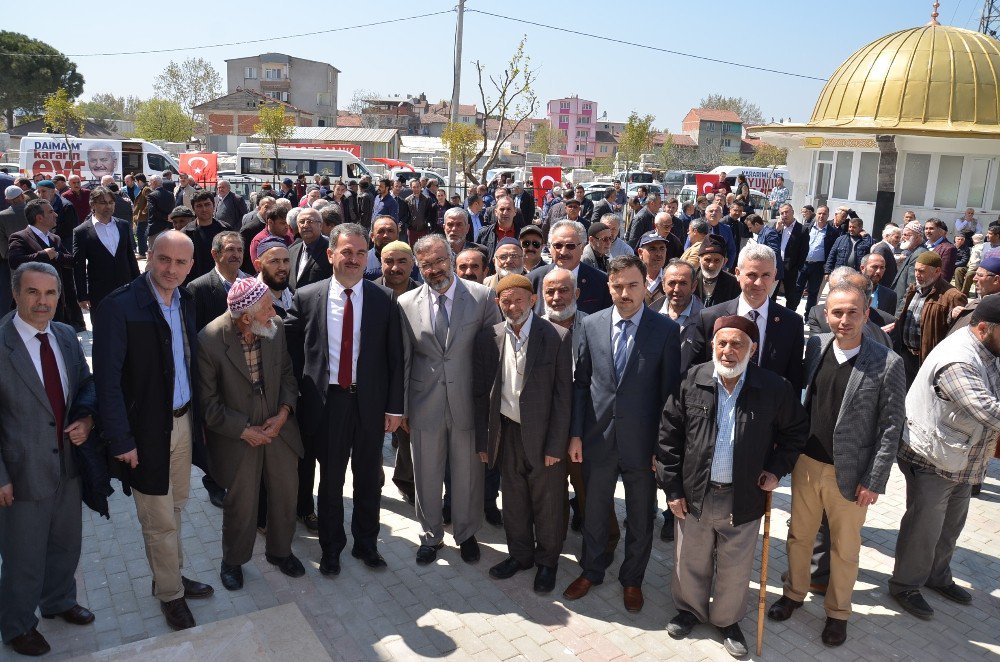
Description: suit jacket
xmin=872 ymin=283 xmax=897 ymax=317
xmin=684 ymin=297 xmax=805 ymax=391
xmin=570 ymin=306 xmax=681 ymax=470
xmin=0 ymin=313 xmax=97 ymax=501
xmin=284 ymin=278 xmax=404 ymax=437
xmin=516 ymin=191 xmax=536 ymax=224
xmin=756 ymin=225 xmax=785 ymax=280
xmin=805 ymin=303 xmax=893 ymax=347
xmin=406 ymin=192 xmax=436 ymax=233
xmin=197 ymin=314 xmax=303 ymax=488
xmin=591 ymin=198 xmax=613 ymax=226
xmin=580 ymin=245 xmax=609 ymax=273
xmin=8 ymin=227 xmax=75 ymax=322
xmin=870 ymin=240 xmax=898 ymax=286
xmin=473 ymin=313 xmax=572 ymax=466
xmin=931 ymin=239 xmax=958 ymax=281
xmin=239 ymin=212 xmax=266 ymax=274
xmin=780 ymin=221 xmax=809 ymax=274
xmin=0 ymin=205 xmax=28 ymax=260
xmin=397 ymin=277 xmax=501 ymax=432
xmin=288 ymin=236 xmax=332 ymax=292
xmin=625 ymin=208 xmax=654 ymax=248
xmin=803 ymin=333 xmax=906 ymax=498
xmin=694 ymin=269 xmax=741 ymax=308
xmin=92 ymin=274 xmax=204 ymax=495
xmin=529 ymin=262 xmax=612 ymax=315
xmin=891 ymin=245 xmax=927 ymax=314
xmin=73 ymin=218 xmax=140 ymax=308
xmin=187 ymin=268 xmax=230 ymax=331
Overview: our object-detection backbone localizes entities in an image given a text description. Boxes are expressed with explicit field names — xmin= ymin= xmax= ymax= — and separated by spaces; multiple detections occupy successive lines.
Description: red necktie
xmin=36 ymin=333 xmax=65 ymax=450
xmin=338 ymin=289 xmax=353 ymax=388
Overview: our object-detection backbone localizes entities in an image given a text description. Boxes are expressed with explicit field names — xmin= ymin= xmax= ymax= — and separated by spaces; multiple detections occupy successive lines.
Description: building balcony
xmin=260 ymin=78 xmax=291 ymax=92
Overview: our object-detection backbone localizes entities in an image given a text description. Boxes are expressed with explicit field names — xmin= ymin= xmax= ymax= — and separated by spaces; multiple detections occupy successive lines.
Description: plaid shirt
xmin=898 ymin=330 xmax=1000 ymax=484
xmin=901 ymin=285 xmax=929 ymax=351
xmin=240 ymin=334 xmax=264 ymax=394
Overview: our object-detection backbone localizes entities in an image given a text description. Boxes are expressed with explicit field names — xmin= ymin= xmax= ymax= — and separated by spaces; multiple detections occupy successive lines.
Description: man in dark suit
xmin=287 ymin=208 xmax=331 ymax=292
xmin=474 ymin=275 xmax=572 ymax=594
xmin=0 ymin=263 xmax=98 ymax=657
xmin=683 ymin=242 xmax=805 ymax=392
xmin=745 ymin=213 xmax=784 ymax=281
xmin=512 ymin=181 xmax=536 ymax=225
xmin=0 ymin=186 xmax=28 ymax=314
xmin=860 ymin=253 xmax=898 ymax=316
xmin=93 ymin=231 xmax=214 ymax=631
xmin=625 ymin=194 xmax=661 ymax=249
xmin=924 ymin=218 xmax=958 ymax=281
xmin=562 ymin=255 xmax=681 ymax=613
xmin=72 ymin=186 xmax=140 ymax=315
xmin=590 ymin=188 xmax=615 ymax=232
xmin=239 ymin=195 xmax=276 ymax=275
xmin=798 ymin=205 xmax=840 ymax=314
xmin=774 ymin=204 xmax=809 ymax=310
xmin=891 ymin=222 xmax=928 ymax=314
xmin=405 ymin=179 xmax=436 ymax=244
xmin=188 ymin=231 xmax=246 ymax=332
xmin=145 ymin=175 xmax=176 ymax=245
xmin=284 ymin=224 xmax=404 ymax=575
xmin=529 ymin=220 xmax=612 ymax=315
xmin=8 ymin=199 xmax=75 ymax=326
xmin=212 ymin=180 xmax=248 ymax=231
xmin=869 ymin=225 xmax=900 ymax=287
xmin=182 ymin=191 xmax=226 ymax=285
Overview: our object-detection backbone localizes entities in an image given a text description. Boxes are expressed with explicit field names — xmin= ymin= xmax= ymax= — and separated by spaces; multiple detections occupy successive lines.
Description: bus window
xmin=147 ymin=152 xmax=177 ymax=174
xmin=346 ymin=162 xmax=369 ymax=179
xmin=315 ymin=160 xmax=343 ymax=177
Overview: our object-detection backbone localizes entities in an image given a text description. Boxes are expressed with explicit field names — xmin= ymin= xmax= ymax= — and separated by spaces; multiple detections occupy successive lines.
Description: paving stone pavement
xmin=2 ymin=320 xmax=999 ymax=661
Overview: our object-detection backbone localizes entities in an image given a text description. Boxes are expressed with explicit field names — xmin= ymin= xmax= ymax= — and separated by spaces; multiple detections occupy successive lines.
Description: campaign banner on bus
xmin=179 ymin=152 xmax=218 ymax=186
xmin=279 ymin=143 xmax=361 ymax=158
xmin=532 ymin=166 xmax=562 ymax=205
xmin=23 ymin=138 xmax=122 ymax=180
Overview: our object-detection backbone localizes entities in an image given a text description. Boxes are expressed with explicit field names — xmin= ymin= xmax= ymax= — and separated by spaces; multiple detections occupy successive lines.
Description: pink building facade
xmin=547 ymin=96 xmax=597 ymax=167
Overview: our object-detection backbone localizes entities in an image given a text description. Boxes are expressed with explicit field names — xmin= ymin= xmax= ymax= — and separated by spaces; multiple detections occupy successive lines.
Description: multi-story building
xmin=193 ymin=88 xmax=315 ymax=152
xmin=680 ymin=108 xmax=744 ymax=155
xmin=360 ymin=96 xmax=420 ymax=134
xmin=225 ymin=53 xmax=339 ymax=127
xmin=547 ymin=96 xmax=598 ymax=167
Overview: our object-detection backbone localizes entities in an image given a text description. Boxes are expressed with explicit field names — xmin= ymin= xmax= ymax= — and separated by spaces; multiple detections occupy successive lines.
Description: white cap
xmin=4 ymin=185 xmax=23 ymax=200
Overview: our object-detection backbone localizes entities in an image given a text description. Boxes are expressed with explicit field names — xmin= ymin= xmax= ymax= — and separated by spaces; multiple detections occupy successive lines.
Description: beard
xmin=701 ymin=264 xmax=723 ymax=279
xmin=251 ymin=318 xmax=277 ymax=339
xmin=504 ymin=308 xmax=531 ymax=327
xmin=544 ymin=301 xmax=577 ymax=322
xmin=496 ymin=268 xmax=511 ymax=279
xmin=713 ymin=351 xmax=752 ymax=381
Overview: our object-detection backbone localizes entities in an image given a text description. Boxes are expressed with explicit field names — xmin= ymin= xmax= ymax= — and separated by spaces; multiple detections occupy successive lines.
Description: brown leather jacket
xmin=896 ymin=277 xmax=968 ymax=359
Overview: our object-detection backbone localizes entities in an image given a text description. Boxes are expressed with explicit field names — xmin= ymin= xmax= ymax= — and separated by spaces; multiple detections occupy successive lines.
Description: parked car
xmin=678 ymin=184 xmax=768 ymax=211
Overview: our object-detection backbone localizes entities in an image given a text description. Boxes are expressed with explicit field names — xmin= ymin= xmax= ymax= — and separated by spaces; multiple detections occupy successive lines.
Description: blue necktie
xmin=614 ymin=319 xmax=632 ymax=382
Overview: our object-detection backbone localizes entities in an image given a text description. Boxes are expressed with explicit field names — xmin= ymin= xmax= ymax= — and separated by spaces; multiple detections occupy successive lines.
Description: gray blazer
xmin=399 ymin=277 xmax=501 ymax=431
xmin=0 ymin=312 xmax=95 ymax=500
xmin=803 ymin=333 xmax=906 ymax=499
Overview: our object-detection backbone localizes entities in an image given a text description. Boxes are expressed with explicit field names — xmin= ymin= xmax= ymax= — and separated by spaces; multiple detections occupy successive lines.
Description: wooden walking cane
xmin=756 ymin=491 xmax=773 ymax=657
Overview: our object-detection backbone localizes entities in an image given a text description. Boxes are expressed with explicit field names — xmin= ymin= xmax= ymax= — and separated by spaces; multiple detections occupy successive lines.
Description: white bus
xmin=236 ymin=144 xmax=373 ymax=182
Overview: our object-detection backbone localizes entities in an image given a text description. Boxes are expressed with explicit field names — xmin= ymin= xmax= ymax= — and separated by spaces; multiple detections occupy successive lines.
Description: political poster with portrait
xmin=21 ymin=137 xmax=122 ymax=181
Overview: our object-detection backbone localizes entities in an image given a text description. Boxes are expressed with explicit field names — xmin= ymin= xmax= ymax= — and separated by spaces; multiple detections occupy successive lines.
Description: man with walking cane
xmin=656 ymin=315 xmax=808 ymax=658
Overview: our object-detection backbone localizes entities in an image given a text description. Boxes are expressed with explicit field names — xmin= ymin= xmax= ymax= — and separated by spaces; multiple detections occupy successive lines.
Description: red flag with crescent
xmin=532 ymin=166 xmax=562 ymax=205
xmin=180 ymin=152 xmax=218 ymax=186
xmin=695 ymin=174 xmax=720 ymax=196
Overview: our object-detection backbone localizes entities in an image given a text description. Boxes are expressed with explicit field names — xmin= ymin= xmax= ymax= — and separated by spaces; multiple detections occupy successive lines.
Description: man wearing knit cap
xmin=694 ymin=234 xmax=740 ymax=308
xmin=891 ymin=250 xmax=968 ymax=385
xmin=659 ymin=315 xmax=807 ymax=657
xmin=949 ymin=256 xmax=1000 ymax=333
xmin=198 ymin=278 xmax=304 ymax=591
xmin=890 ymin=294 xmax=1000 ymax=621
xmin=891 ymin=221 xmax=929 ymax=314
xmin=474 ymin=274 xmax=573 ymax=594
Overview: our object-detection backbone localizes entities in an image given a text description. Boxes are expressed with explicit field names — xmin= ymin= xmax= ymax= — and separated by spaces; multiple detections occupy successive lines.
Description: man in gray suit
xmin=398 ymin=234 xmax=501 ymax=565
xmin=891 ymin=222 xmax=928 ymax=314
xmin=0 ymin=263 xmax=97 ymax=656
xmin=767 ymin=283 xmax=905 ymax=648
xmin=562 ymin=254 xmax=681 ymax=613
xmin=475 ymin=275 xmax=573 ymax=594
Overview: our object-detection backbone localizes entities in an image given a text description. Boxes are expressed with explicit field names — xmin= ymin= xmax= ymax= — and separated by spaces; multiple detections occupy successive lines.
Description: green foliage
xmin=0 ymin=31 xmax=83 ymax=130
xmin=154 ymin=58 xmax=222 ymax=118
xmin=133 ymin=99 xmax=195 ymax=142
xmin=254 ymin=104 xmax=294 ymax=184
xmin=528 ymin=122 xmax=565 ymax=155
xmin=79 ymin=93 xmax=142 ymax=123
xmin=43 ymin=90 xmax=86 ymax=146
xmin=441 ymin=122 xmax=483 ymax=163
xmin=617 ymin=112 xmax=656 ymax=171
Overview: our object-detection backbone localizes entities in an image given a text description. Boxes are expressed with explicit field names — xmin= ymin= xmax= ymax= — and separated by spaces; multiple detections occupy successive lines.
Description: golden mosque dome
xmin=807 ymin=21 xmax=1000 ymax=137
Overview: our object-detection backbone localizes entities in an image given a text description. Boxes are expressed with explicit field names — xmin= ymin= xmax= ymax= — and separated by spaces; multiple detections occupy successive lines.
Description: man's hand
xmin=241 ymin=426 xmax=271 ymax=447
xmin=568 ymin=437 xmax=583 ymax=463
xmin=0 ymin=483 xmax=12 ymax=507
xmin=882 ymin=322 xmax=895 ymax=334
xmin=385 ymin=414 xmax=402 ymax=433
xmin=115 ymin=449 xmax=139 ymax=468
xmin=757 ymin=470 xmax=779 ymax=492
xmin=260 ymin=409 xmax=289 ymax=437
xmin=544 ymin=455 xmax=561 ymax=467
xmin=79 ymin=300 xmax=90 ymax=311
xmin=44 ymin=247 xmax=57 ymax=260
xmin=951 ymin=306 xmax=965 ymax=320
xmin=855 ymin=485 xmax=879 ymax=507
xmin=478 ymin=451 xmax=489 ymax=463
xmin=400 ymin=416 xmax=410 ymax=433
xmin=65 ymin=416 xmax=94 ymax=446
xmin=667 ymin=497 xmax=688 ymax=520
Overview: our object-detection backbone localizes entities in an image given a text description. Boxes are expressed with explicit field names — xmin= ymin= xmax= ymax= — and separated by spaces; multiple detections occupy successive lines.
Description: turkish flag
xmin=179 ymin=152 xmax=218 ymax=186
xmin=532 ymin=167 xmax=562 ymax=205
xmin=695 ymin=174 xmax=720 ymax=196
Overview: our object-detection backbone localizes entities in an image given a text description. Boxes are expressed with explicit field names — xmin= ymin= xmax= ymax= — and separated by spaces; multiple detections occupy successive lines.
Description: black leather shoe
xmin=399 ymin=489 xmax=415 ymax=505
xmin=893 ymin=589 xmax=934 ymax=619
xmin=160 ymin=597 xmax=195 ymax=631
xmin=298 ymin=513 xmax=319 ymax=532
xmin=484 ymin=505 xmax=503 ymax=527
xmin=928 ymin=582 xmax=972 ymax=604
xmin=266 ymin=553 xmax=305 ymax=578
xmin=7 ymin=628 xmax=50 ymax=656
xmin=442 ymin=505 xmax=452 ymax=525
xmin=42 ymin=604 xmax=95 ymax=625
xmin=416 ymin=542 xmax=444 ymax=565
xmin=569 ymin=497 xmax=583 ymax=532
xmin=319 ymin=552 xmax=341 ymax=576
xmin=202 ymin=475 xmax=226 ymax=509
xmin=152 ymin=576 xmax=214 ymax=599
xmin=667 ymin=610 xmax=699 ymax=639
xmin=821 ymin=617 xmax=847 ymax=647
xmin=352 ymin=547 xmax=388 ymax=569
xmin=533 ymin=565 xmax=557 ymax=594
xmin=220 ymin=562 xmax=244 ymax=591
xmin=767 ymin=596 xmax=803 ymax=621
xmin=719 ymin=623 xmax=749 ymax=658
xmin=660 ymin=511 xmax=675 ymax=542
xmin=459 ymin=536 xmax=480 ymax=563
xmin=489 ymin=556 xmax=531 ymax=580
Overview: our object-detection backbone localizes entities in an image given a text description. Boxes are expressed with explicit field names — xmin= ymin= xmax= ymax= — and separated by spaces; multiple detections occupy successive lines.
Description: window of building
xmin=992 ymin=163 xmax=1000 ymax=210
xmin=281 ymin=92 xmax=289 ymax=102
xmin=705 ymin=121 xmax=716 ymax=131
xmin=966 ymin=158 xmax=990 ymax=209
xmin=582 ymin=102 xmax=591 ymax=110
xmin=559 ymin=115 xmax=569 ymax=124
xmin=900 ymin=153 xmax=931 ymax=206
xmin=832 ymin=151 xmax=853 ymax=199
xmin=933 ymin=155 xmax=964 ymax=208
xmin=560 ymin=101 xmax=570 ymax=110
xmin=578 ymin=115 xmax=590 ymax=124
xmin=576 ymin=130 xmax=588 ymax=139
xmin=265 ymin=91 xmax=280 ymax=100
xmin=722 ymin=138 xmax=732 ymax=148
xmin=265 ymin=68 xmax=284 ymax=80
xmin=855 ymin=152 xmax=879 ymax=202
xmin=600 ymin=145 xmax=608 ymax=153
xmin=511 ymin=132 xmax=519 ymax=140
xmin=575 ymin=144 xmax=584 ymax=152
xmin=245 ymin=67 xmax=258 ymax=79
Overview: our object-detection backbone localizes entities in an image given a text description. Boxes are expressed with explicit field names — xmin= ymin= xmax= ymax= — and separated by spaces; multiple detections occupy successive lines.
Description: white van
xmin=19 ymin=134 xmax=179 ymax=183
xmin=236 ymin=143 xmax=373 ymax=182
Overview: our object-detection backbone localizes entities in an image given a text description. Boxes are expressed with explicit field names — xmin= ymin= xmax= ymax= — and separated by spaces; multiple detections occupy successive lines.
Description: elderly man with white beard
xmin=657 ymin=315 xmax=807 ymax=658
xmin=484 ymin=238 xmax=526 ymax=290
xmin=197 ymin=278 xmax=305 ymax=591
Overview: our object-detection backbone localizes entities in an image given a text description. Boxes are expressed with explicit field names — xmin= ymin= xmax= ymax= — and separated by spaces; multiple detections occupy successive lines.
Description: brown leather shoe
xmin=7 ymin=628 xmax=50 ymax=656
xmin=767 ymin=596 xmax=804 ymax=621
xmin=42 ymin=604 xmax=95 ymax=625
xmin=623 ymin=586 xmax=644 ymax=613
xmin=152 ymin=576 xmax=215 ymax=600
xmin=562 ymin=576 xmax=597 ymax=601
xmin=160 ymin=597 xmax=196 ymax=631
xmin=821 ymin=617 xmax=847 ymax=647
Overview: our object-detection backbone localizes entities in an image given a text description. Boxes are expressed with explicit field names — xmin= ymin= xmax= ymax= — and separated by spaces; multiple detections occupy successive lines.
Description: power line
xmin=0 ymin=10 xmax=455 ymax=58
xmin=467 ymin=9 xmax=828 ymax=82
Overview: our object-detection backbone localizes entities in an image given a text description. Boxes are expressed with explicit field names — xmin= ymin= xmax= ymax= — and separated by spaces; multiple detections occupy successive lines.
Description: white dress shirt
xmin=30 ymin=225 xmax=51 ymax=246
xmin=92 ymin=217 xmax=120 ymax=255
xmin=500 ymin=313 xmax=532 ymax=423
xmin=429 ymin=276 xmax=458 ymax=334
xmin=780 ymin=223 xmax=793 ymax=259
xmin=736 ymin=295 xmax=769 ymax=363
xmin=327 ymin=278 xmax=363 ymax=383
xmin=13 ymin=313 xmax=69 ymax=402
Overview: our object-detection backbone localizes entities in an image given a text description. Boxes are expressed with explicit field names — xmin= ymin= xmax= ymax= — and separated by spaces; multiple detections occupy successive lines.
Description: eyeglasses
xmin=596 ymin=236 xmax=612 ymax=243
xmin=521 ymin=240 xmax=542 ymax=249
xmin=550 ymin=242 xmax=578 ymax=251
xmin=417 ymin=256 xmax=449 ymax=271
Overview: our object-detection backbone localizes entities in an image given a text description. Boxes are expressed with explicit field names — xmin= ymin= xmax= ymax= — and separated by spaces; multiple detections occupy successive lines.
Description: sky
xmin=6 ymin=0 xmax=987 ymax=132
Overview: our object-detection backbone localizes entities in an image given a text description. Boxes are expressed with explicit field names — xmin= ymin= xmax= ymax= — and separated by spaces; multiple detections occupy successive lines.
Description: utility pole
xmin=447 ymin=0 xmax=465 ymax=196
xmin=982 ymin=0 xmax=1000 ymax=37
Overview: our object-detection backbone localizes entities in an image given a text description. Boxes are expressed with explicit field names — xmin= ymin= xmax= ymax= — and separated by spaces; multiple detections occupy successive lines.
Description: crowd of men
xmin=0 ymin=171 xmax=997 ymax=660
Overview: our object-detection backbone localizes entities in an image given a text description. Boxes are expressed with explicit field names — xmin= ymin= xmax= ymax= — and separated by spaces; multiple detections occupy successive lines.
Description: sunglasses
xmin=521 ymin=240 xmax=542 ymax=249
xmin=550 ymin=242 xmax=578 ymax=251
